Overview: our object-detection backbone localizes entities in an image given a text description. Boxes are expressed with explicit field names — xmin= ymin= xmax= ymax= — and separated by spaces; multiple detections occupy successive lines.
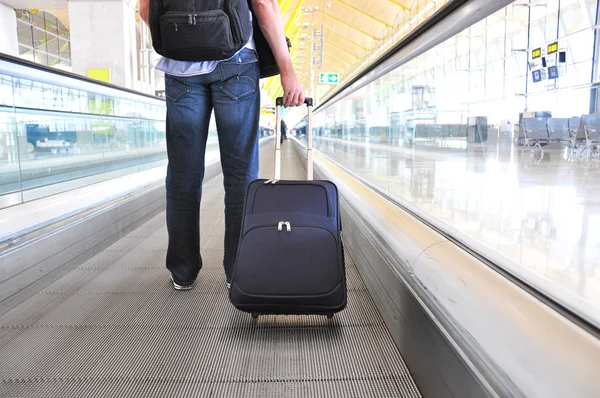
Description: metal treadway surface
xmin=0 ymin=140 xmax=422 ymax=398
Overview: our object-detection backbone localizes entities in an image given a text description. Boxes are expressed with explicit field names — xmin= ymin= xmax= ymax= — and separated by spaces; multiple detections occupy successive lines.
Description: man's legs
xmin=164 ymin=73 xmax=212 ymax=286
xmin=209 ymin=49 xmax=260 ymax=283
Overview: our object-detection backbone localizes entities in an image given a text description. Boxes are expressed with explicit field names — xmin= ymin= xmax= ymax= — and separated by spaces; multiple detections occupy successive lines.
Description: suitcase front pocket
xmin=234 ymin=223 xmax=341 ymax=297
xmin=251 ymin=183 xmax=332 ymax=217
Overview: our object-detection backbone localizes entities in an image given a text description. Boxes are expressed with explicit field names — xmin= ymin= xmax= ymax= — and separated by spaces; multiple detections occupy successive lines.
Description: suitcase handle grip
xmin=275 ymin=97 xmax=313 ymax=107
xmin=274 ymin=97 xmax=313 ymax=181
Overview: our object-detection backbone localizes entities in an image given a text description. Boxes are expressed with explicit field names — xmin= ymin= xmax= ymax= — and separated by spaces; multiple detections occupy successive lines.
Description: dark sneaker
xmin=170 ymin=274 xmax=194 ymax=291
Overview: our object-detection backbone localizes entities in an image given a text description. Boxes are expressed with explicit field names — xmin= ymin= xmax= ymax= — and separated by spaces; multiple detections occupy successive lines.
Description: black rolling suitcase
xmin=229 ymin=97 xmax=347 ymax=318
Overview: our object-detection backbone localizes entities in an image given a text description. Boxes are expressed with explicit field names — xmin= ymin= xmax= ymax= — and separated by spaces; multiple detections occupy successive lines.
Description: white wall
xmin=69 ymin=0 xmax=137 ymax=89
xmin=0 ymin=2 xmax=18 ymax=56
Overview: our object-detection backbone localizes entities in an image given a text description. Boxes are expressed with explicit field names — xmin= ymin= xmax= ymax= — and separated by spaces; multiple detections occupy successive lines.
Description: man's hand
xmin=252 ymin=0 xmax=305 ymax=107
xmin=280 ymin=70 xmax=304 ymax=107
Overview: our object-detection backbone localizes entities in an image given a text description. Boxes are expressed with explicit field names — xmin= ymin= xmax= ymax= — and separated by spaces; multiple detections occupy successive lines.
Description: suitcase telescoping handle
xmin=274 ymin=97 xmax=314 ymax=181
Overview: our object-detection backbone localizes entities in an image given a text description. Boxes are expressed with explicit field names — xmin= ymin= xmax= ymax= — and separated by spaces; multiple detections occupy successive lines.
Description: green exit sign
xmin=319 ymin=73 xmax=340 ymax=85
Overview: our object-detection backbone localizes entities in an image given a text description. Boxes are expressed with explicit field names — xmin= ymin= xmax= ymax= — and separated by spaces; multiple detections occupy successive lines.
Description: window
xmin=16 ymin=10 xmax=71 ymax=69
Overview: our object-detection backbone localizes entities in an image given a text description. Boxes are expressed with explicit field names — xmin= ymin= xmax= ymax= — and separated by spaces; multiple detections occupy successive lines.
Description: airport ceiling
xmin=269 ymin=0 xmax=449 ymax=102
xmin=14 ymin=0 xmax=447 ymax=103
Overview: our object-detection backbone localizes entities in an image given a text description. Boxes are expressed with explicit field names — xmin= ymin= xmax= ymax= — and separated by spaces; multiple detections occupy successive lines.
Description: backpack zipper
xmin=173 ymin=13 xmax=197 ymax=31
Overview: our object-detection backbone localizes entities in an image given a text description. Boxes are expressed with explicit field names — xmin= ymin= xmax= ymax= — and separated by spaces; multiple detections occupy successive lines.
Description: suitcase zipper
xmin=277 ymin=221 xmax=291 ymax=232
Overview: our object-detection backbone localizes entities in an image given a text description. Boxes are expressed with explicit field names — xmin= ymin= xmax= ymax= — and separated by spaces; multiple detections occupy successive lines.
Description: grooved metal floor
xmin=0 ymin=140 xmax=422 ymax=398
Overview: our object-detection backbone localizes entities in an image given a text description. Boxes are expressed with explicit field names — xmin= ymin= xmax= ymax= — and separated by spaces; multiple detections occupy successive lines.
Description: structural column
xmin=589 ymin=0 xmax=600 ymax=113
xmin=0 ymin=2 xmax=18 ymax=56
xmin=68 ymin=0 xmax=137 ymax=89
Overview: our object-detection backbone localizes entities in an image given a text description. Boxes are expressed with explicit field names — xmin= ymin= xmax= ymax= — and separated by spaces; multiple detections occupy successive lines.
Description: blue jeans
xmin=164 ymin=48 xmax=260 ymax=284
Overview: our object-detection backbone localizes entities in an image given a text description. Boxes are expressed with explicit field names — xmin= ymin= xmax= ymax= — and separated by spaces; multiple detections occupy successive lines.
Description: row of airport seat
xmin=519 ymin=115 xmax=600 ymax=157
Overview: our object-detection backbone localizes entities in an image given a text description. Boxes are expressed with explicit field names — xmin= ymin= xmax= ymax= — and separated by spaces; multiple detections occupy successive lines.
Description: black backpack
xmin=246 ymin=1 xmax=288 ymax=79
xmin=149 ymin=0 xmax=252 ymax=62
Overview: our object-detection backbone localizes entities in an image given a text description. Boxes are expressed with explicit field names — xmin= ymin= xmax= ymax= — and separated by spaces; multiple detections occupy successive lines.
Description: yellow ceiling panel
xmin=318 ymin=14 xmax=377 ymax=44
xmin=273 ymin=0 xmax=443 ymax=104
xmin=325 ymin=2 xmax=390 ymax=34
xmin=323 ymin=53 xmax=350 ymax=68
xmin=334 ymin=0 xmax=400 ymax=27
xmin=320 ymin=61 xmax=346 ymax=75
xmin=42 ymin=9 xmax=69 ymax=29
xmin=326 ymin=40 xmax=362 ymax=60
xmin=281 ymin=0 xmax=302 ymax=28
xmin=284 ymin=0 xmax=306 ymax=33
xmin=318 ymin=11 xmax=380 ymax=40
xmin=324 ymin=46 xmax=356 ymax=65
xmin=325 ymin=28 xmax=369 ymax=51
xmin=387 ymin=0 xmax=412 ymax=12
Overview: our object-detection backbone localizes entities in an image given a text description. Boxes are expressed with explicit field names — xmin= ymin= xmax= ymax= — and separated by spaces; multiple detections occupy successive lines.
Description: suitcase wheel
xmin=327 ymin=313 xmax=334 ymax=319
xmin=251 ymin=313 xmax=259 ymax=320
